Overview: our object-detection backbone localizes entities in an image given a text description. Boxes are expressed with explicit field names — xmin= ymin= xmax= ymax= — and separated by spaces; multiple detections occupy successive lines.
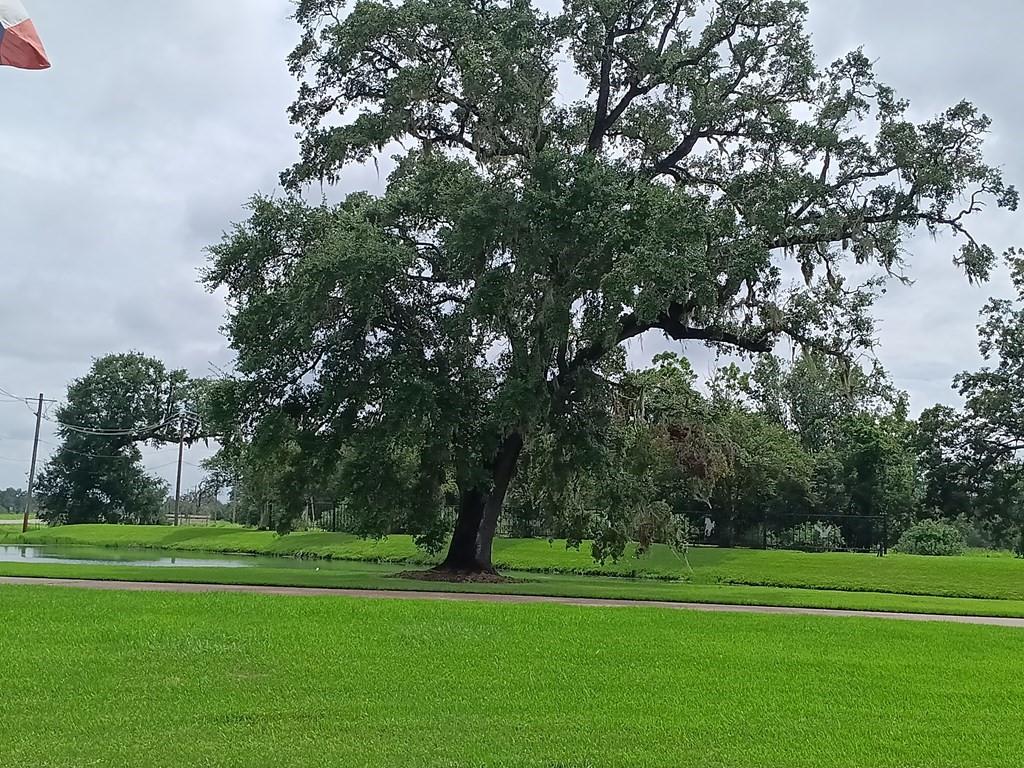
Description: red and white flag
xmin=0 ymin=1 xmax=49 ymax=70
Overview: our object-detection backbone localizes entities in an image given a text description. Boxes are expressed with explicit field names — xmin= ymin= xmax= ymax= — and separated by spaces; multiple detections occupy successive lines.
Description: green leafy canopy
xmin=36 ymin=353 xmax=212 ymax=526
xmin=205 ymin=0 xmax=1015 ymax=549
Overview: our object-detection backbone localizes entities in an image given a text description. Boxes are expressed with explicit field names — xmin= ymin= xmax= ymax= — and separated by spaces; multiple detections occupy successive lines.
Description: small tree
xmin=207 ymin=0 xmax=1014 ymax=573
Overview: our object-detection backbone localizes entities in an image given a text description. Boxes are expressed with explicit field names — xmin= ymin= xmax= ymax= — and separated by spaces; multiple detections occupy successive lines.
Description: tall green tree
xmin=832 ymin=411 xmax=918 ymax=534
xmin=206 ymin=0 xmax=1014 ymax=572
xmin=36 ymin=353 xmax=210 ymax=525
xmin=956 ymin=251 xmax=1024 ymax=462
xmin=921 ymin=251 xmax=1024 ymax=544
xmin=721 ymin=352 xmax=899 ymax=450
xmin=719 ymin=352 xmax=917 ymax=540
xmin=706 ymin=398 xmax=815 ymax=544
xmin=912 ymin=404 xmax=1021 ymax=546
xmin=914 ymin=405 xmax=979 ymax=520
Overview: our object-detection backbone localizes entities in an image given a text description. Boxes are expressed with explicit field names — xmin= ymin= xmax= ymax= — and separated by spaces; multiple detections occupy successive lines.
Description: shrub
xmin=896 ymin=519 xmax=966 ymax=557
xmin=768 ymin=522 xmax=846 ymax=552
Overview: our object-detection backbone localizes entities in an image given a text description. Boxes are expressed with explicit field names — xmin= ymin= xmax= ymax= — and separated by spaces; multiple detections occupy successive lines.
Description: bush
xmin=768 ymin=522 xmax=846 ymax=552
xmin=896 ymin=520 xmax=966 ymax=557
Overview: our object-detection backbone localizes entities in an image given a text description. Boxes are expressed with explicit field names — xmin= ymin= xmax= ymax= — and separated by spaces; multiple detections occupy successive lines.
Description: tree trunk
xmin=437 ymin=485 xmax=486 ymax=572
xmin=434 ymin=432 xmax=524 ymax=576
xmin=475 ymin=431 xmax=524 ymax=572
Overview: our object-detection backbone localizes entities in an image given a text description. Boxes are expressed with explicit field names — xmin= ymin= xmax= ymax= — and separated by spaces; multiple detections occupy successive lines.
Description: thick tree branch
xmin=587 ymin=2 xmax=756 ymax=152
xmin=587 ymin=26 xmax=619 ymax=152
xmin=651 ymin=127 xmax=746 ymax=176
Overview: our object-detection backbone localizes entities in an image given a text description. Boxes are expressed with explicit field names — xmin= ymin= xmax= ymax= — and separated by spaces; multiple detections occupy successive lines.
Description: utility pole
xmin=173 ymin=411 xmax=185 ymax=526
xmin=22 ymin=393 xmax=44 ymax=533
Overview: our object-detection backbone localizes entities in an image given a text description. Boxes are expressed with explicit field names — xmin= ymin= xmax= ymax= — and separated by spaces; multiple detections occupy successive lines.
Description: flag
xmin=0 ymin=1 xmax=49 ymax=70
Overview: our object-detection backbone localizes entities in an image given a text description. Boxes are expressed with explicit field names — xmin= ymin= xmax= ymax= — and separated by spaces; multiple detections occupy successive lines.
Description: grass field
xmin=6 ymin=524 xmax=1024 ymax=601
xmin=0 ymin=584 xmax=1021 ymax=767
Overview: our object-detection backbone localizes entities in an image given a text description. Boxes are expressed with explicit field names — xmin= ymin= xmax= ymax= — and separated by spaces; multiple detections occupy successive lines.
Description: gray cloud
xmin=0 ymin=0 xmax=296 ymax=489
xmin=1 ymin=0 xmax=1021 ymax=489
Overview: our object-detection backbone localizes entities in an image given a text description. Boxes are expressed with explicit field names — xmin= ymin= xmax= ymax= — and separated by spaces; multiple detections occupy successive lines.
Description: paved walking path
xmin=3 ymin=575 xmax=1024 ymax=627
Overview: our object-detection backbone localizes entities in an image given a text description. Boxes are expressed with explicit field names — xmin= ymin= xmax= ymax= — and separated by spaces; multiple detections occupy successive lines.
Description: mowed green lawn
xmin=0 ymin=585 xmax=1022 ymax=768
xmin=8 ymin=559 xmax=1024 ymax=618
xmin=7 ymin=523 xmax=1024 ymax=600
xmin=6 ymin=561 xmax=1024 ymax=618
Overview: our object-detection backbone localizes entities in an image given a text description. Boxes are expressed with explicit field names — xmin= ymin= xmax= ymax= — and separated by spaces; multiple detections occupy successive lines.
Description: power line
xmin=35 ymin=440 xmax=206 ymax=468
xmin=35 ymin=440 xmax=138 ymax=461
xmin=0 ymin=385 xmax=24 ymax=400
xmin=1 ymin=385 xmax=212 ymax=517
xmin=3 ymin=379 xmax=200 ymax=437
xmin=146 ymin=461 xmax=181 ymax=471
xmin=0 ymin=384 xmax=55 ymax=404
xmin=0 ymin=453 xmax=201 ymax=477
xmin=41 ymin=413 xmax=176 ymax=437
xmin=3 ymin=382 xmax=174 ymax=435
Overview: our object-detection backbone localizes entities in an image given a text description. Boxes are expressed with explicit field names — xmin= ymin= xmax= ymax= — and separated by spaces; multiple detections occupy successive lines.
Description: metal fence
xmin=690 ymin=512 xmax=888 ymax=555
xmin=304 ymin=501 xmax=460 ymax=537
xmin=273 ymin=498 xmax=889 ymax=556
xmin=313 ymin=503 xmax=357 ymax=533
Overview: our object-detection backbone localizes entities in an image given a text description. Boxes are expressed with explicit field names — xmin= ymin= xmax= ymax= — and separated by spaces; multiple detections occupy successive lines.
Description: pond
xmin=0 ymin=544 xmax=334 ymax=571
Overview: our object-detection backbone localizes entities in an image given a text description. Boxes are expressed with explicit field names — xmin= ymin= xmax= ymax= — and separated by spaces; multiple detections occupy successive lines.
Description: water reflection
xmin=0 ymin=544 xmax=253 ymax=569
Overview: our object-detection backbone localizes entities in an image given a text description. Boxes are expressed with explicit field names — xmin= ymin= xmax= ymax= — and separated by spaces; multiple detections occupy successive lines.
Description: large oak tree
xmin=206 ymin=0 xmax=1014 ymax=573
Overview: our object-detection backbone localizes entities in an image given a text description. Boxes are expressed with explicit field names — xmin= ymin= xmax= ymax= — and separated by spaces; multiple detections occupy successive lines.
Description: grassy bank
xmin=6 ymin=524 xmax=1024 ymax=600
xmin=1 ymin=584 xmax=1021 ymax=767
xmin=5 ymin=558 xmax=1024 ymax=617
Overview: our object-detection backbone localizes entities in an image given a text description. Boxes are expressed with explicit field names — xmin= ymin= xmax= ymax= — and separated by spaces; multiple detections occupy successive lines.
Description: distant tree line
xmin=210 ymin=349 xmax=956 ymax=555
xmin=0 ymin=487 xmax=27 ymax=515
xmin=913 ymin=252 xmax=1024 ymax=553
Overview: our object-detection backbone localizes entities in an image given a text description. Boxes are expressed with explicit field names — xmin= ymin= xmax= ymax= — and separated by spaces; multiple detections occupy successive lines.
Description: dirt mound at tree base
xmin=395 ymin=568 xmax=522 ymax=584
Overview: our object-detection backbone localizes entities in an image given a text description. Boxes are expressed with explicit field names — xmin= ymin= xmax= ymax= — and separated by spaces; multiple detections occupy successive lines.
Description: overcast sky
xmin=1 ymin=0 xmax=1021 ymax=490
